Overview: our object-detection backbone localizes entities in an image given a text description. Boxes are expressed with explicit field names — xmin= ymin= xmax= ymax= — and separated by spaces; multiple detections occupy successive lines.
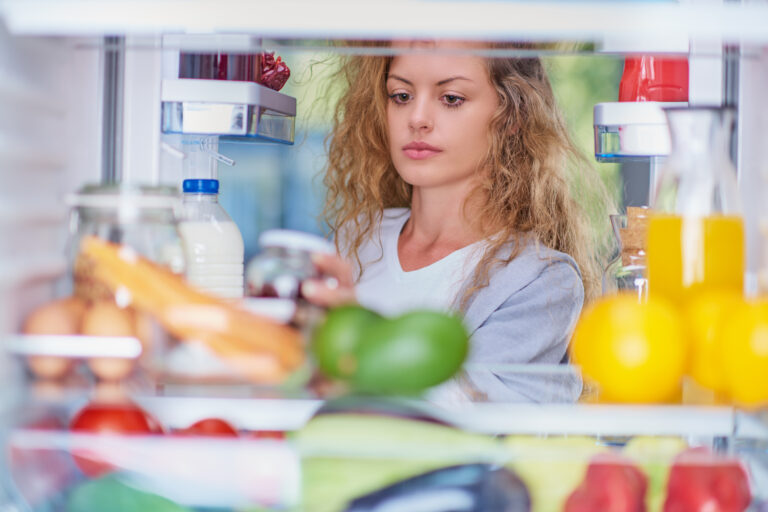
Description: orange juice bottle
xmin=647 ymin=214 xmax=744 ymax=304
xmin=648 ymin=107 xmax=744 ymax=306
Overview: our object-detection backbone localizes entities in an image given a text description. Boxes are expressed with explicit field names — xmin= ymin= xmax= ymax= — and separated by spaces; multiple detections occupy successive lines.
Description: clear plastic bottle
xmin=178 ymin=179 xmax=244 ymax=299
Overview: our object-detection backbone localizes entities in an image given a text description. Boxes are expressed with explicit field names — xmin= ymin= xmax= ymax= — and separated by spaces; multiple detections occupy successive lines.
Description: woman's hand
xmin=301 ymin=253 xmax=357 ymax=308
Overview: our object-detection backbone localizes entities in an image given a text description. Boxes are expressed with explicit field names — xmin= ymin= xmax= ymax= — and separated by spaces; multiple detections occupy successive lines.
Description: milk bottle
xmin=178 ymin=179 xmax=244 ymax=299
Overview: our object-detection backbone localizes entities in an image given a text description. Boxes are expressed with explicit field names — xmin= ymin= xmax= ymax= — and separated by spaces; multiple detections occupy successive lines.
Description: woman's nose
xmin=408 ymin=98 xmax=434 ymax=132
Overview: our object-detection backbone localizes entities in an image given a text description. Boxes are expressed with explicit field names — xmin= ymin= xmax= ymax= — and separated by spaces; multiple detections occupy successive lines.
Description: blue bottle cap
xmin=183 ymin=179 xmax=219 ymax=194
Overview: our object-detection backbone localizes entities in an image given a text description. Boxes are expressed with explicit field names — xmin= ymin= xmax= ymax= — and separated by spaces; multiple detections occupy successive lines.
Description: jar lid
xmin=66 ymin=184 xmax=179 ymax=209
xmin=258 ymin=229 xmax=335 ymax=254
xmin=183 ymin=179 xmax=219 ymax=194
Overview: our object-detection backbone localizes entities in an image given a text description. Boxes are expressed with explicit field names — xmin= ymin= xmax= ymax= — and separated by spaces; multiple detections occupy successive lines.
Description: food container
xmin=245 ymin=229 xmax=336 ymax=331
xmin=67 ymin=184 xmax=185 ymax=300
xmin=9 ymin=185 xmax=184 ymax=386
xmin=178 ymin=52 xmax=259 ymax=82
xmin=246 ymin=229 xmax=335 ymax=300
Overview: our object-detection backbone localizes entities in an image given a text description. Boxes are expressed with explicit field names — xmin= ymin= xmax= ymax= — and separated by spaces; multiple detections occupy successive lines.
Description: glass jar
xmin=68 ymin=184 xmax=184 ymax=300
xmin=65 ymin=184 xmax=184 ymax=383
xmin=246 ymin=230 xmax=335 ymax=300
xmin=648 ymin=107 xmax=744 ymax=305
xmin=245 ymin=230 xmax=335 ymax=331
xmin=602 ymin=208 xmax=649 ymax=302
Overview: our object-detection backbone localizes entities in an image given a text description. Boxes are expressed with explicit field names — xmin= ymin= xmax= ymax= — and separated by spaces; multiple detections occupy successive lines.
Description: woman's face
xmin=386 ymin=42 xmax=499 ymax=192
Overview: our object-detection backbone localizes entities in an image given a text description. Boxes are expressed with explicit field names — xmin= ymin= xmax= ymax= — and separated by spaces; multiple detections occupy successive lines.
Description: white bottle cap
xmin=258 ymin=229 xmax=335 ymax=254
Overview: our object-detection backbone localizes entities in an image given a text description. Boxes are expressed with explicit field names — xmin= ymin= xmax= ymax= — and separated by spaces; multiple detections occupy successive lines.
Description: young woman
xmin=302 ymin=41 xmax=611 ymax=403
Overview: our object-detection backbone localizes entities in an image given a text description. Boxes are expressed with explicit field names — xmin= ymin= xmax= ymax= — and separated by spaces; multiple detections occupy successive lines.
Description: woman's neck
xmin=397 ymin=185 xmax=483 ymax=271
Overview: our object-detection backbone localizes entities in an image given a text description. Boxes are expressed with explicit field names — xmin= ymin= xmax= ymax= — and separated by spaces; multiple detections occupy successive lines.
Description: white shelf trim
xmin=1 ymin=1 xmax=768 ymax=43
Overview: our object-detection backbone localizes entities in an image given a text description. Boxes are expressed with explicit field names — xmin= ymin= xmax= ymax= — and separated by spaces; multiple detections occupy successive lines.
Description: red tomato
xmin=69 ymin=401 xmax=162 ymax=477
xmin=176 ymin=418 xmax=239 ymax=437
xmin=250 ymin=430 xmax=286 ymax=440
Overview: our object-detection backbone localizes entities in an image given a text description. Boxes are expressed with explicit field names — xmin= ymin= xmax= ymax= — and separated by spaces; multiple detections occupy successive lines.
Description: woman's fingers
xmin=310 ymin=253 xmax=355 ymax=287
xmin=301 ymin=277 xmax=356 ymax=308
xmin=300 ymin=252 xmax=357 ymax=308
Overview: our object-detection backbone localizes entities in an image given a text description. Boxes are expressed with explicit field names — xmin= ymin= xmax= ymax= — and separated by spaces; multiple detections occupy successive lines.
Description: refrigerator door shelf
xmin=594 ymin=101 xmax=687 ymax=162
xmin=161 ymin=79 xmax=296 ymax=144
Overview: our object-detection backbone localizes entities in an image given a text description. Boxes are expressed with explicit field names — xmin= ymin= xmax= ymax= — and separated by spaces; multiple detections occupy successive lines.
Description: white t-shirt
xmin=354 ymin=208 xmax=484 ymax=317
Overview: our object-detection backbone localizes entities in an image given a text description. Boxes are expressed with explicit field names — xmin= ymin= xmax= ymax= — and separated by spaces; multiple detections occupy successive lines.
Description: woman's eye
xmin=442 ymin=94 xmax=465 ymax=107
xmin=388 ymin=92 xmax=411 ymax=104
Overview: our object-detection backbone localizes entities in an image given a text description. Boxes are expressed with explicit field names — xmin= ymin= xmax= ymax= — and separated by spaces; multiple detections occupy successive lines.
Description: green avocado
xmin=66 ymin=474 xmax=191 ymax=512
xmin=311 ymin=305 xmax=383 ymax=379
xmin=352 ymin=310 xmax=469 ymax=395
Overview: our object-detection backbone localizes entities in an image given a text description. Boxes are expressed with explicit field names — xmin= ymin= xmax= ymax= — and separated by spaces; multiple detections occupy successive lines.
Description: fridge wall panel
xmin=0 ymin=28 xmax=101 ymax=338
xmin=739 ymin=46 xmax=768 ymax=294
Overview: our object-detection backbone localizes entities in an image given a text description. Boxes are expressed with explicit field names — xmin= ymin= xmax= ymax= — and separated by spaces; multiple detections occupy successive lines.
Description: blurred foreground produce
xmin=663 ymin=448 xmax=751 ymax=512
xmin=295 ymin=411 xmax=496 ymax=512
xmin=23 ymin=297 xmax=86 ymax=336
xmin=22 ymin=297 xmax=87 ymax=379
xmin=69 ymin=399 xmax=163 ymax=477
xmin=174 ymin=417 xmax=239 ymax=437
xmin=311 ymin=305 xmax=383 ymax=380
xmin=344 ymin=463 xmax=531 ymax=512
xmin=80 ymin=236 xmax=304 ymax=383
xmin=623 ymin=436 xmax=689 ymax=512
xmin=311 ymin=305 xmax=469 ymax=395
xmin=570 ymin=294 xmax=687 ymax=403
xmin=503 ymin=436 xmax=607 ymax=512
xmin=721 ymin=300 xmax=768 ymax=408
xmin=564 ymin=454 xmax=647 ymax=512
xmin=67 ymin=474 xmax=191 ymax=512
xmin=682 ymin=291 xmax=744 ymax=398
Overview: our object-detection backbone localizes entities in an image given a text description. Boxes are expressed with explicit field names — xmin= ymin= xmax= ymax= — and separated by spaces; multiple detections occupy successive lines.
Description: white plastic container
xmin=178 ymin=179 xmax=244 ymax=298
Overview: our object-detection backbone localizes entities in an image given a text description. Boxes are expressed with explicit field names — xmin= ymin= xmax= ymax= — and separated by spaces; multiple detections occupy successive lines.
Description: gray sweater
xmin=457 ymin=239 xmax=584 ymax=403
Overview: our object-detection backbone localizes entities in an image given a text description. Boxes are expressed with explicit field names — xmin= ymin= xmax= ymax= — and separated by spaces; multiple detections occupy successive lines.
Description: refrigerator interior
xmin=1 ymin=1 xmax=768 ymax=511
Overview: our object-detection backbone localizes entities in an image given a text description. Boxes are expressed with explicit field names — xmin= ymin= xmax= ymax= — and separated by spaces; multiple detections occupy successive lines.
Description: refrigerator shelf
xmin=2 ymin=1 xmax=768 ymax=45
xmin=593 ymin=101 xmax=687 ymax=162
xmin=124 ymin=395 xmax=768 ymax=440
xmin=161 ymin=79 xmax=296 ymax=143
xmin=5 ymin=335 xmax=142 ymax=359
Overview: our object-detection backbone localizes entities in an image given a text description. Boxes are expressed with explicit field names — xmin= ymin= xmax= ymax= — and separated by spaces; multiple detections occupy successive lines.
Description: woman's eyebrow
xmin=386 ymin=74 xmax=412 ymax=85
xmin=386 ymin=74 xmax=473 ymax=86
xmin=436 ymin=76 xmax=473 ymax=86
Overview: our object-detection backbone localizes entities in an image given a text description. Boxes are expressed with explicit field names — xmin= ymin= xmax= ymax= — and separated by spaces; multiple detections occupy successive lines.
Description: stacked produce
xmin=571 ymin=289 xmax=768 ymax=407
xmin=310 ymin=304 xmax=469 ymax=395
xmin=21 ymin=296 xmax=144 ymax=382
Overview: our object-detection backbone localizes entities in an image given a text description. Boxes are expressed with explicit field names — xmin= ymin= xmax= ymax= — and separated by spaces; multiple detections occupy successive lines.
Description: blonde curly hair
xmin=323 ymin=43 xmax=612 ymax=309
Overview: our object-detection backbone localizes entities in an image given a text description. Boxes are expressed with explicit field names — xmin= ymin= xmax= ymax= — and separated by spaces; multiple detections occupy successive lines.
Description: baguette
xmin=80 ymin=236 xmax=304 ymax=374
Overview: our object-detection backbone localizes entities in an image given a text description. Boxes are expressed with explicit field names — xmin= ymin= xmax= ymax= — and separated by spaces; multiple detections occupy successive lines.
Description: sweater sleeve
xmin=462 ymin=259 xmax=585 ymax=403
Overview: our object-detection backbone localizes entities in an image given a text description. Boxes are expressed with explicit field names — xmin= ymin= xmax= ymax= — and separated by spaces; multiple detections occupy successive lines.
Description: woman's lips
xmin=402 ymin=141 xmax=442 ymax=160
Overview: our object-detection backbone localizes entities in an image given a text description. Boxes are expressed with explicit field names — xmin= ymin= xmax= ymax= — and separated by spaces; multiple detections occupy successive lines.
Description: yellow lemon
xmin=722 ymin=300 xmax=768 ymax=409
xmin=684 ymin=291 xmax=745 ymax=394
xmin=571 ymin=294 xmax=687 ymax=403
